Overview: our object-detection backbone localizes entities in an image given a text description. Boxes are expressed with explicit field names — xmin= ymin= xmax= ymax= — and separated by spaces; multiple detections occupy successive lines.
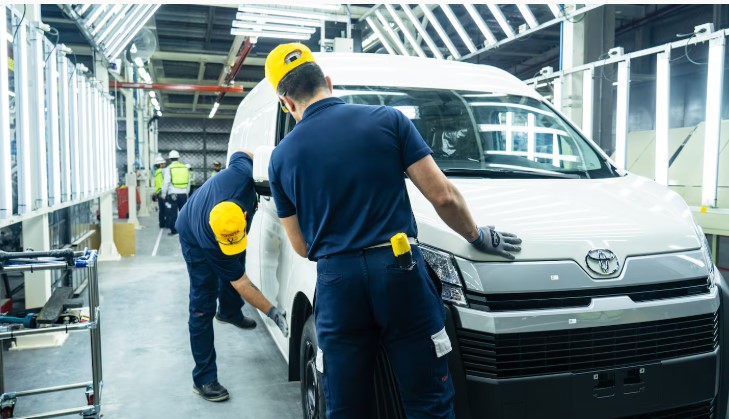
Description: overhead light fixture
xmin=84 ymin=5 xmax=107 ymax=28
xmin=516 ymin=4 xmax=539 ymax=29
xmin=230 ymin=28 xmax=311 ymax=40
xmin=138 ymin=67 xmax=152 ymax=83
xmin=364 ymin=17 xmax=396 ymax=55
xmin=149 ymin=91 xmax=156 ymax=98
xmin=134 ymin=56 xmax=145 ymax=67
xmin=701 ymin=36 xmax=725 ymax=207
xmin=107 ymin=5 xmax=160 ymax=62
xmin=464 ymin=4 xmax=497 ymax=46
xmin=375 ymin=10 xmax=410 ymax=56
xmin=238 ymin=6 xmax=328 ymax=21
xmin=420 ymin=5 xmax=460 ymax=59
xmin=384 ymin=4 xmax=426 ymax=58
xmin=209 ymin=102 xmax=220 ymax=119
xmin=156 ymin=110 xmax=162 ymax=117
xmin=97 ymin=4 xmax=133 ymax=44
xmin=91 ymin=4 xmax=123 ymax=35
xmin=440 ymin=4 xmax=477 ymax=54
xmin=400 ymin=3 xmax=443 ymax=59
xmin=232 ymin=21 xmax=316 ymax=34
xmin=235 ymin=12 xmax=320 ymax=27
xmin=487 ymin=4 xmax=515 ymax=38
xmin=150 ymin=97 xmax=159 ymax=107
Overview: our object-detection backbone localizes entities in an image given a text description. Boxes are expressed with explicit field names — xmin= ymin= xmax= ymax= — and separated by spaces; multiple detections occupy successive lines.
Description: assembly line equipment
xmin=0 ymin=249 xmax=102 ymax=419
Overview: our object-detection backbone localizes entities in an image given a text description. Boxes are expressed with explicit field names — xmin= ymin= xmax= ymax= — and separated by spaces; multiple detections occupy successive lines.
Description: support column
xmin=137 ymin=88 xmax=150 ymax=217
xmin=95 ymin=56 xmax=120 ymax=261
xmin=561 ymin=5 xmax=615 ymax=150
xmin=125 ymin=62 xmax=140 ymax=229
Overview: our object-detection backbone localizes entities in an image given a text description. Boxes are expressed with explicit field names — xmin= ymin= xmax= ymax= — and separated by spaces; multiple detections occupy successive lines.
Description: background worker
xmin=175 ymin=150 xmax=289 ymax=402
xmin=210 ymin=161 xmax=222 ymax=179
xmin=161 ymin=150 xmax=189 ymax=236
xmin=153 ymin=155 xmax=167 ymax=228
xmin=265 ymin=44 xmax=521 ymax=418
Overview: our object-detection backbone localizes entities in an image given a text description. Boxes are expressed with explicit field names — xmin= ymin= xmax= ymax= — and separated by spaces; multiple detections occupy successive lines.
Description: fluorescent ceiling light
xmin=232 ymin=21 xmax=316 ymax=34
xmin=516 ymin=4 xmax=539 ymax=29
xmin=157 ymin=110 xmax=162 ymax=117
xmin=464 ymin=4 xmax=497 ymax=46
xmin=297 ymin=4 xmax=340 ymax=11
xmin=91 ymin=4 xmax=123 ymax=35
xmin=105 ymin=5 xmax=150 ymax=56
xmin=84 ymin=5 xmax=107 ymax=27
xmin=487 ymin=5 xmax=515 ymax=38
xmin=364 ymin=17 xmax=396 ymax=55
xmin=230 ymin=29 xmax=311 ymax=40
xmin=138 ymin=67 xmax=152 ymax=83
xmin=108 ymin=5 xmax=160 ymax=61
xmin=441 ymin=4 xmax=477 ymax=53
xmin=236 ymin=12 xmax=320 ymax=27
xmin=420 ymin=5 xmax=460 ymax=59
xmin=548 ymin=4 xmax=561 ymax=18
xmin=384 ymin=4 xmax=426 ymax=58
xmin=209 ymin=102 xmax=220 ymax=119
xmin=150 ymin=97 xmax=159 ymax=107
xmin=238 ymin=6 xmax=328 ymax=21
xmin=134 ymin=57 xmax=145 ymax=67
xmin=149 ymin=91 xmax=156 ymax=98
xmin=375 ymin=10 xmax=409 ymax=56
xmin=97 ymin=4 xmax=133 ymax=44
xmin=400 ymin=3 xmax=443 ymax=59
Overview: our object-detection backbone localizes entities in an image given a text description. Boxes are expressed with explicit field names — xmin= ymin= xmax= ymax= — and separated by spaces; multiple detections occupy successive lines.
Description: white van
xmin=228 ymin=53 xmax=728 ymax=419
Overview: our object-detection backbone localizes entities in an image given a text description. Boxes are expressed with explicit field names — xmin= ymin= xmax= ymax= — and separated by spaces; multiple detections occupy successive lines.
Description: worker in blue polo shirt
xmin=265 ymin=44 xmax=521 ymax=418
xmin=175 ymin=150 xmax=289 ymax=403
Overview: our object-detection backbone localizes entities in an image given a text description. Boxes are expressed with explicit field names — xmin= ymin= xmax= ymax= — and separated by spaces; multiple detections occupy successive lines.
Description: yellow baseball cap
xmin=265 ymin=43 xmax=316 ymax=94
xmin=209 ymin=201 xmax=248 ymax=256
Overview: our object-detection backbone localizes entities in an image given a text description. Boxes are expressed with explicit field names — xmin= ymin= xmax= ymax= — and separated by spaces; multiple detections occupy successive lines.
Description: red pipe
xmin=108 ymin=82 xmax=244 ymax=93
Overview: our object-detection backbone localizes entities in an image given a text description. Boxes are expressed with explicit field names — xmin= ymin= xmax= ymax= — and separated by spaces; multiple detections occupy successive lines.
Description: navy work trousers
xmin=167 ymin=193 xmax=188 ymax=234
xmin=315 ymin=246 xmax=455 ymax=419
xmin=181 ymin=239 xmax=245 ymax=387
xmin=157 ymin=196 xmax=167 ymax=228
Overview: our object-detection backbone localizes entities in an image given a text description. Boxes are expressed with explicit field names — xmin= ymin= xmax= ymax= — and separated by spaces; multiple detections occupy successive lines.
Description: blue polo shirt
xmin=177 ymin=152 xmax=257 ymax=281
xmin=269 ymin=97 xmax=432 ymax=261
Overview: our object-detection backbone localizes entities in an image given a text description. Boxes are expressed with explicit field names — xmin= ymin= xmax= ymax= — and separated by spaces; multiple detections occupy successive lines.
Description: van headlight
xmin=693 ymin=220 xmax=716 ymax=286
xmin=421 ymin=246 xmax=468 ymax=306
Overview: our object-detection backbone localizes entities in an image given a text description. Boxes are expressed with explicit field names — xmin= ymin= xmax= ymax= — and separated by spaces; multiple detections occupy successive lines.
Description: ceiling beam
xmin=158 ymin=77 xmax=257 ymax=89
xmin=192 ymin=62 xmax=207 ymax=112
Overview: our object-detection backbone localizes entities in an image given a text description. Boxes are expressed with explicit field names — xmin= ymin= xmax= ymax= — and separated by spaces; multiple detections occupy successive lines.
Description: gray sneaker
xmin=193 ymin=381 xmax=229 ymax=402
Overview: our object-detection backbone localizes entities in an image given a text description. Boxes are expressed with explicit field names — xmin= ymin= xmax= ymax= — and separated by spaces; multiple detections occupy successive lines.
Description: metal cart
xmin=0 ymin=249 xmax=102 ymax=419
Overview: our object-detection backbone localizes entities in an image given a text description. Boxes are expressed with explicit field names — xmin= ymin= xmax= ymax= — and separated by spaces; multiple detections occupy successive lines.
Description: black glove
xmin=469 ymin=226 xmax=522 ymax=260
xmin=266 ymin=306 xmax=289 ymax=337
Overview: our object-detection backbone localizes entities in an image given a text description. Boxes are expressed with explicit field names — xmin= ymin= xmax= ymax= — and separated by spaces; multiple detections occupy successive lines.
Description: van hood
xmin=408 ymin=173 xmax=701 ymax=270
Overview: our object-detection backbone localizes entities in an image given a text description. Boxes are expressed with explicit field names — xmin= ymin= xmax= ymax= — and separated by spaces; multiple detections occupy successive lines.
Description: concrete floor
xmin=4 ymin=214 xmax=301 ymax=418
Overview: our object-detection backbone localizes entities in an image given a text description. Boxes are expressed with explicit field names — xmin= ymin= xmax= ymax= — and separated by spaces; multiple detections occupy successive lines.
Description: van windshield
xmin=334 ymin=86 xmax=618 ymax=179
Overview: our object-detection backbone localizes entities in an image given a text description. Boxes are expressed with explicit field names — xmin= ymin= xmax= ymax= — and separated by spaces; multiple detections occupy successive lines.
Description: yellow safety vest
xmin=210 ymin=171 xmax=218 ymax=178
xmin=154 ymin=168 xmax=164 ymax=193
xmin=169 ymin=162 xmax=190 ymax=189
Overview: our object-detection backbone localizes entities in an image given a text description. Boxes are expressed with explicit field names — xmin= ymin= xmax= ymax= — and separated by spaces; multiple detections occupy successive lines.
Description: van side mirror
xmin=253 ymin=145 xmax=275 ymax=196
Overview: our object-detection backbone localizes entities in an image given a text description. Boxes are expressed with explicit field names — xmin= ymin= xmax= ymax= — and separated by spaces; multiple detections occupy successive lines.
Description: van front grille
xmin=457 ymin=311 xmax=719 ymax=379
xmin=465 ymin=277 xmax=710 ymax=312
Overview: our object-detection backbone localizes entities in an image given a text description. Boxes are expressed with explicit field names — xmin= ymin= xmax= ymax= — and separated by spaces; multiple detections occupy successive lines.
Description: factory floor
xmin=4 ymin=214 xmax=301 ymax=418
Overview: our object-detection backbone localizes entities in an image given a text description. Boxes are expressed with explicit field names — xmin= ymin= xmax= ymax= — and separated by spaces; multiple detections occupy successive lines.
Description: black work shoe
xmin=168 ymin=231 xmax=178 ymax=236
xmin=215 ymin=313 xmax=257 ymax=330
xmin=193 ymin=381 xmax=229 ymax=402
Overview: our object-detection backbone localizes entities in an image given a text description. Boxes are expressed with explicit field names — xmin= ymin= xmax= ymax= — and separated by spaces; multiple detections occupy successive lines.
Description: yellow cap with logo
xmin=265 ymin=43 xmax=316 ymax=93
xmin=209 ymin=201 xmax=248 ymax=256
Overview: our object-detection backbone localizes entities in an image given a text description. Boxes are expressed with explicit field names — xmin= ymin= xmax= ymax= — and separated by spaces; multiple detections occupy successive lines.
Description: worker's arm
xmin=406 ymin=155 xmax=480 ymax=241
xmin=230 ymin=273 xmax=272 ymax=314
xmin=161 ymin=167 xmax=171 ymax=198
xmin=280 ymin=215 xmax=308 ymax=258
xmin=406 ymin=155 xmax=522 ymax=259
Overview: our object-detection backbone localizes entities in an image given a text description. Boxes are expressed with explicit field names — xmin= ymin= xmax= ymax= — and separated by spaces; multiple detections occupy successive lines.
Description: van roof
xmin=312 ymin=53 xmax=540 ymax=99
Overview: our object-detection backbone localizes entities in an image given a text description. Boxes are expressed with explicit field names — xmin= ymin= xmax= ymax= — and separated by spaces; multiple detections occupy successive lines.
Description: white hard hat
xmin=154 ymin=156 xmax=165 ymax=164
xmin=168 ymin=150 xmax=180 ymax=159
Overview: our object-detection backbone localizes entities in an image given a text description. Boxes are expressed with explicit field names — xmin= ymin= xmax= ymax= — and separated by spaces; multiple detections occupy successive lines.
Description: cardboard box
xmin=113 ymin=223 xmax=136 ymax=256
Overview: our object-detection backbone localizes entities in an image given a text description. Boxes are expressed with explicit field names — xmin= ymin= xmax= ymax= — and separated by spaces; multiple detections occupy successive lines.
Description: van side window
xmin=276 ymin=108 xmax=295 ymax=145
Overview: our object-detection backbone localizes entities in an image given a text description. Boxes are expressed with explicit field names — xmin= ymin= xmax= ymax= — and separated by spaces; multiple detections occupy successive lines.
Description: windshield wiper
xmin=442 ymin=168 xmax=582 ymax=179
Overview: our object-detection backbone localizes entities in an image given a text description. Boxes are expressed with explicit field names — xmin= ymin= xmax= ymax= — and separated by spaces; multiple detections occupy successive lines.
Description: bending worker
xmin=161 ymin=150 xmax=189 ymax=236
xmin=153 ymin=155 xmax=167 ymax=229
xmin=175 ymin=150 xmax=289 ymax=403
xmin=265 ymin=43 xmax=522 ymax=418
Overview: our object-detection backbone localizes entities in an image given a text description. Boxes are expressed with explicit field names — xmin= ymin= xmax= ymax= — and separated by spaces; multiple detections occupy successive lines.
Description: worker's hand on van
xmin=470 ymin=226 xmax=522 ymax=260
xmin=267 ymin=306 xmax=289 ymax=337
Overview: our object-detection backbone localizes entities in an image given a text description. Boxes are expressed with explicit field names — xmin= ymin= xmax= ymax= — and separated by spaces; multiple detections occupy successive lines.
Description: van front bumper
xmin=444 ymin=278 xmax=728 ymax=419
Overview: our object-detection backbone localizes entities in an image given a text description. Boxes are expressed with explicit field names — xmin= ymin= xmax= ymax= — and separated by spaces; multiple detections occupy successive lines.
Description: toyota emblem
xmin=585 ymin=249 xmax=620 ymax=276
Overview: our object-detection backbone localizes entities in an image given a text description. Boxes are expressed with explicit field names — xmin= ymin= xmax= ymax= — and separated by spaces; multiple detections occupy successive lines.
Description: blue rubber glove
xmin=469 ymin=226 xmax=522 ymax=260
xmin=266 ymin=306 xmax=289 ymax=337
